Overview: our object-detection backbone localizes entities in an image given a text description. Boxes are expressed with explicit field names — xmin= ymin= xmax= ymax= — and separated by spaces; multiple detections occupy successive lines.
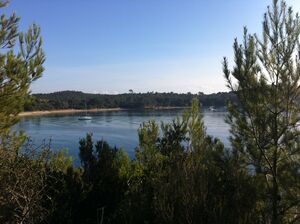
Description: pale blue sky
xmin=4 ymin=0 xmax=300 ymax=94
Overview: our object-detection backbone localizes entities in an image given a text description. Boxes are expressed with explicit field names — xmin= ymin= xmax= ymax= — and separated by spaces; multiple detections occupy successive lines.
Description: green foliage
xmin=76 ymin=134 xmax=128 ymax=223
xmin=0 ymin=9 xmax=45 ymax=132
xmin=26 ymin=90 xmax=236 ymax=111
xmin=46 ymin=99 xmax=258 ymax=224
xmin=0 ymin=135 xmax=71 ymax=223
xmin=47 ymin=148 xmax=73 ymax=172
xmin=223 ymin=0 xmax=300 ymax=223
xmin=44 ymin=157 xmax=84 ymax=224
xmin=0 ymin=1 xmax=47 ymax=223
xmin=115 ymin=99 xmax=259 ymax=224
xmin=183 ymin=98 xmax=206 ymax=153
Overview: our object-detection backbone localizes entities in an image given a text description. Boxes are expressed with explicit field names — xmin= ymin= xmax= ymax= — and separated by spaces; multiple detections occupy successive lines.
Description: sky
xmin=3 ymin=0 xmax=300 ymax=94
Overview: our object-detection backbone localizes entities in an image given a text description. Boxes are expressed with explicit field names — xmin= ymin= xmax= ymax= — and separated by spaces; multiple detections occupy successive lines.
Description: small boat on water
xmin=79 ymin=101 xmax=92 ymax=120
xmin=78 ymin=116 xmax=92 ymax=120
xmin=209 ymin=106 xmax=216 ymax=112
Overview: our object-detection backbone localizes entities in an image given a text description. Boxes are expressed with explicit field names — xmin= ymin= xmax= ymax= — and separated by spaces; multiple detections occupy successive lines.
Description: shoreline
xmin=19 ymin=106 xmax=188 ymax=117
xmin=19 ymin=108 xmax=125 ymax=117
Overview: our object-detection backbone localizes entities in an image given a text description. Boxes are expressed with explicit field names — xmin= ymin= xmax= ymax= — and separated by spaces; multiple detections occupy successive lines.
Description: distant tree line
xmin=24 ymin=91 xmax=236 ymax=111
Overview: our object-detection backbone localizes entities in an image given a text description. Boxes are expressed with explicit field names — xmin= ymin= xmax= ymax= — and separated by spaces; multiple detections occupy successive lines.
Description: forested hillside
xmin=25 ymin=91 xmax=236 ymax=111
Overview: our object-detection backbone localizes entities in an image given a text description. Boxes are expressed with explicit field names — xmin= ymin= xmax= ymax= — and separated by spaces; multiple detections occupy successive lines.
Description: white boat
xmin=78 ymin=116 xmax=92 ymax=120
xmin=79 ymin=101 xmax=92 ymax=120
xmin=209 ymin=106 xmax=216 ymax=112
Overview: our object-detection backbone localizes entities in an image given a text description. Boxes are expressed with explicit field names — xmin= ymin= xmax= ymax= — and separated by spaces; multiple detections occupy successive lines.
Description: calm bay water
xmin=16 ymin=109 xmax=230 ymax=163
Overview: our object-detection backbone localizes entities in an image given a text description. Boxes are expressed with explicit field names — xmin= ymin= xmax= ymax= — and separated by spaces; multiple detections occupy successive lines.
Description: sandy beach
xmin=18 ymin=106 xmax=188 ymax=117
xmin=19 ymin=108 xmax=125 ymax=117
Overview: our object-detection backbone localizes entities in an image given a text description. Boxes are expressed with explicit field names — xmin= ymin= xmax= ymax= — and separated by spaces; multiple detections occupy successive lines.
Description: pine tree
xmin=0 ymin=1 xmax=45 ymax=134
xmin=223 ymin=0 xmax=300 ymax=223
xmin=0 ymin=1 xmax=46 ymax=223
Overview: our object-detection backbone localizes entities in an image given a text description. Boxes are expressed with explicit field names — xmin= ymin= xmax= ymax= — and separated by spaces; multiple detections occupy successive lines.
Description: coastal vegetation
xmin=25 ymin=91 xmax=235 ymax=111
xmin=0 ymin=0 xmax=300 ymax=224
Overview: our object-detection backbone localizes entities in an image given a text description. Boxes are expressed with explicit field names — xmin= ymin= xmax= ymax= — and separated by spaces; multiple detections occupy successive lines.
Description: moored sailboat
xmin=79 ymin=101 xmax=92 ymax=120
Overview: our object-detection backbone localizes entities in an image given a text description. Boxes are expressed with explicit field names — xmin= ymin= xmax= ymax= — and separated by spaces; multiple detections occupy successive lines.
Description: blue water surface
xmin=16 ymin=109 xmax=230 ymax=164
